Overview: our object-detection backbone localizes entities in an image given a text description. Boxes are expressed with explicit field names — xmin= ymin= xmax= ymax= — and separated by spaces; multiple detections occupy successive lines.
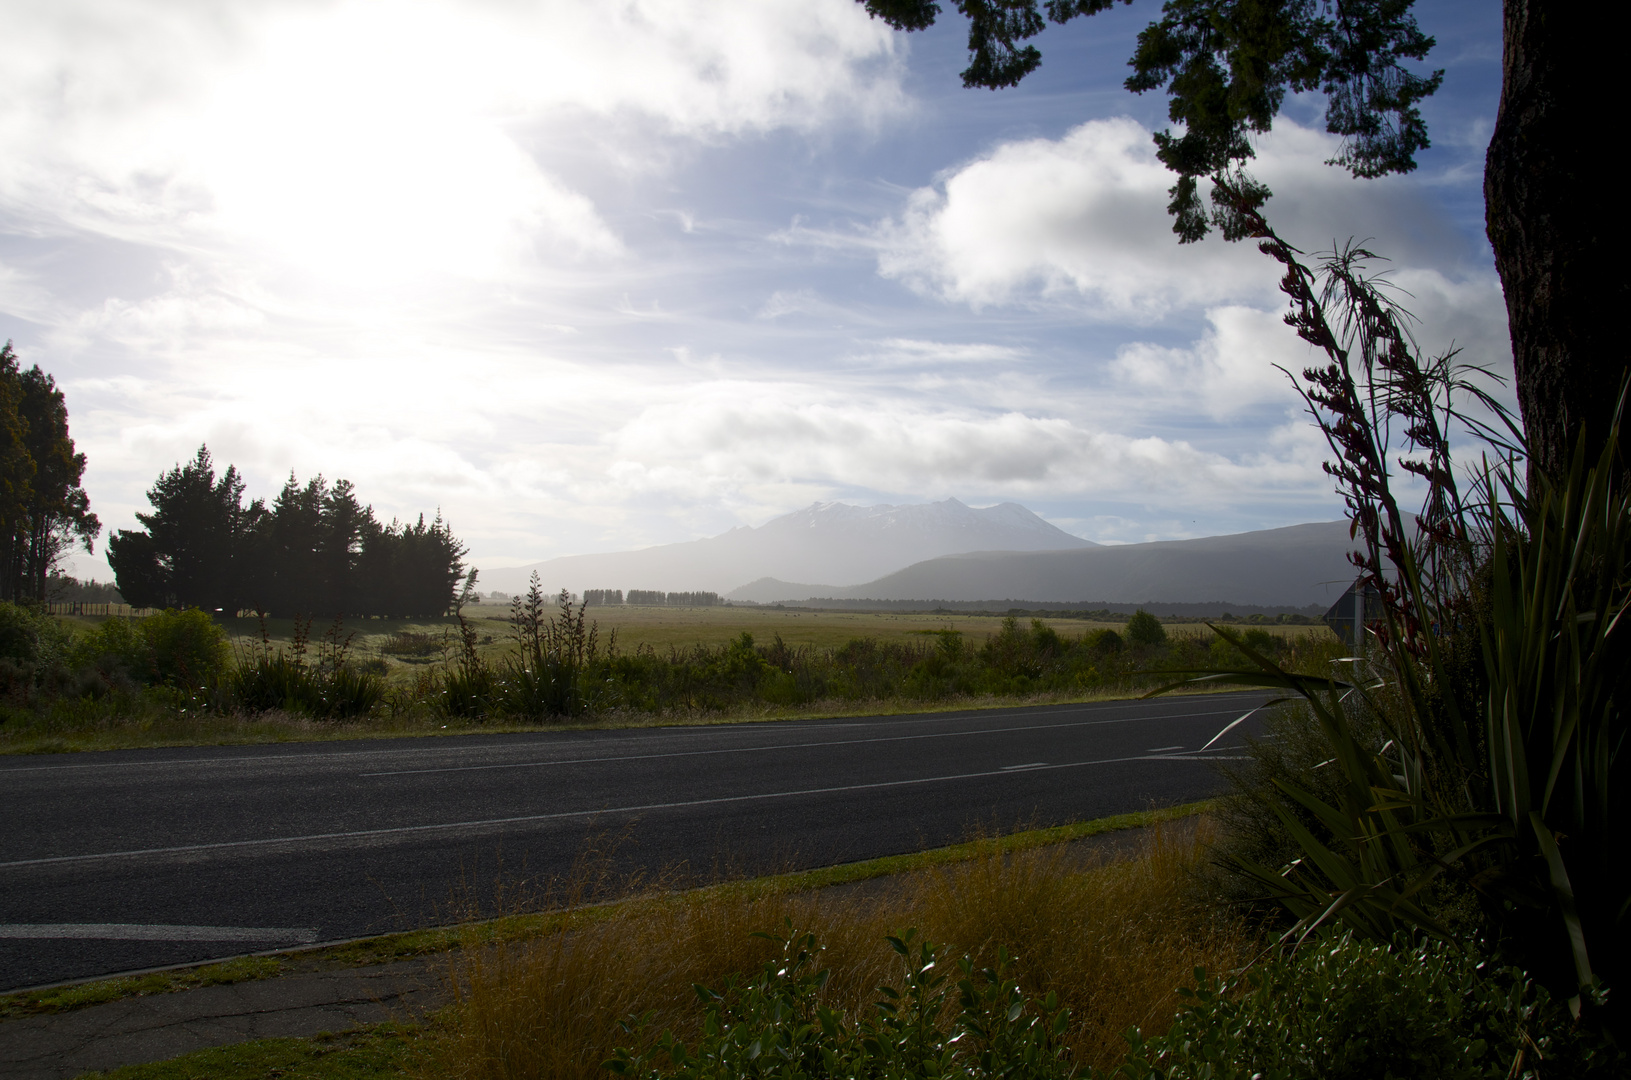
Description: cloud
xmin=1112 ymin=305 xmax=1313 ymax=416
xmin=0 ymin=0 xmax=906 ymax=286
xmin=606 ymin=389 xmax=1329 ymax=507
xmin=872 ymin=117 xmax=1271 ymax=317
xmin=869 ymin=116 xmax=1489 ymax=321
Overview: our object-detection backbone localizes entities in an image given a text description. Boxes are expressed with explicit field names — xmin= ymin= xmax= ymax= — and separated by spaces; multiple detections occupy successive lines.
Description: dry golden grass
xmin=424 ymin=821 xmax=1248 ymax=1080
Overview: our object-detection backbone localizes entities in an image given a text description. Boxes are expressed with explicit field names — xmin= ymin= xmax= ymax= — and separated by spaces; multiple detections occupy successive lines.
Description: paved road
xmin=0 ymin=693 xmax=1264 ymax=991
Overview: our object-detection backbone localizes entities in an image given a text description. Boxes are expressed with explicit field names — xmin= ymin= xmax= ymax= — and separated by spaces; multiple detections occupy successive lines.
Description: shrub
xmin=380 ymin=630 xmax=444 ymax=658
xmin=0 ymin=602 xmax=73 ymax=704
xmin=1125 ymin=610 xmax=1166 ymax=647
xmin=231 ymin=617 xmax=383 ymax=719
xmin=142 ymin=608 xmax=231 ymax=687
xmin=608 ymin=927 xmax=1073 ymax=1080
xmin=1083 ymin=628 xmax=1123 ymax=655
xmin=74 ymin=608 xmax=228 ymax=689
xmin=1114 ymin=934 xmax=1618 ymax=1080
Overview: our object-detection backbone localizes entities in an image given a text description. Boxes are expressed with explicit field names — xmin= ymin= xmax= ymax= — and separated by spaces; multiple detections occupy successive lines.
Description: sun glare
xmin=187 ymin=3 xmax=597 ymax=288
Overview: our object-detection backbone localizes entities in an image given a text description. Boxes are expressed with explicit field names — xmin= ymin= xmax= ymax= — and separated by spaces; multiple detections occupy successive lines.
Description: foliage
xmin=604 ymin=926 xmax=1611 ymax=1080
xmin=606 ymin=926 xmax=1073 ymax=1080
xmin=44 ymin=572 xmax=123 ymax=603
xmin=858 ymin=0 xmax=1441 ymax=239
xmin=493 ymin=575 xmax=614 ymax=720
xmin=1152 ymin=217 xmax=1630 ymax=1034
xmin=73 ymin=607 xmax=230 ymax=690
xmin=232 ymin=616 xmax=384 ymax=719
xmin=0 ymin=600 xmax=70 ymax=666
xmin=1113 ymin=934 xmax=1615 ymax=1080
xmin=0 ymin=600 xmax=74 ymax=703
xmin=1123 ymin=610 xmax=1166 ymax=648
xmin=0 ymin=342 xmax=100 ymax=603
xmin=108 ymin=445 xmax=466 ymax=618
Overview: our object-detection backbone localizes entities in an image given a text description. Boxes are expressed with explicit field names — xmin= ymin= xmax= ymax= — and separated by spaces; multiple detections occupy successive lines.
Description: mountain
xmin=724 ymin=521 xmax=1358 ymax=610
xmin=477 ymin=498 xmax=1095 ymax=596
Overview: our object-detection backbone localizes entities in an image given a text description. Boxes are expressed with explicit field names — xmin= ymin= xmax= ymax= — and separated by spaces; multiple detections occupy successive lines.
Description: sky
xmin=0 ymin=0 xmax=1506 ymax=583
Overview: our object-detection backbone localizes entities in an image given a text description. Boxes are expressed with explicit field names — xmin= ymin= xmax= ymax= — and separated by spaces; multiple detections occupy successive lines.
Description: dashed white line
xmin=360 ymin=705 xmax=1247 ymax=778
xmin=0 ymin=696 xmax=1261 ymax=775
xmin=0 ymin=752 xmax=1216 ymax=870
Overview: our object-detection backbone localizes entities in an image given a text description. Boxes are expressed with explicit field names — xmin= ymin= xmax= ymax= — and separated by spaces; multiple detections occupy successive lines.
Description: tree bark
xmin=1485 ymin=0 xmax=1629 ymax=482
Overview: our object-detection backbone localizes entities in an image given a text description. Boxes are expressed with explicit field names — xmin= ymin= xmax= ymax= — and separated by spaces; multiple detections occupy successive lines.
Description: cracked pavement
xmin=0 ymin=960 xmax=443 ymax=1079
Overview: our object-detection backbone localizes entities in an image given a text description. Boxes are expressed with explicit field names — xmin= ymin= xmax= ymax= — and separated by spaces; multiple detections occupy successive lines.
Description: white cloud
xmin=869 ymin=116 xmax=1491 ymax=322
xmin=606 ymin=389 xmax=1328 ymax=506
xmin=872 ymin=117 xmax=1272 ymax=317
xmin=0 ymin=0 xmax=905 ymax=287
xmin=1112 ymin=305 xmax=1312 ymax=415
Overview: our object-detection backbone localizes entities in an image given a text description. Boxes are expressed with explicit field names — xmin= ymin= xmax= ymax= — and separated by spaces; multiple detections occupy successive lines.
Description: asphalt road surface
xmin=0 ymin=692 xmax=1265 ymax=991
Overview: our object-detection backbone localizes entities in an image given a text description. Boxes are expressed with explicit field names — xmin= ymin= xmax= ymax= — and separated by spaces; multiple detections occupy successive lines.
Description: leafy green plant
xmin=73 ymin=607 xmax=228 ymax=690
xmin=605 ymin=923 xmax=1073 ymax=1080
xmin=1124 ymin=611 xmax=1166 ymax=648
xmin=232 ymin=615 xmax=383 ymax=719
xmin=1112 ymin=934 xmax=1613 ymax=1080
xmin=495 ymin=574 xmax=608 ymax=720
xmin=1153 ymin=204 xmax=1629 ymax=1034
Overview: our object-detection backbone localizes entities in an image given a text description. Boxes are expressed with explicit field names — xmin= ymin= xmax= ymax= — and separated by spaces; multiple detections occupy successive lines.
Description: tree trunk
xmin=1485 ymin=1 xmax=1629 ymax=482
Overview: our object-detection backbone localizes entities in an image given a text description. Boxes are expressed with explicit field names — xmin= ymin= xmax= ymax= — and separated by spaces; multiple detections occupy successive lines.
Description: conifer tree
xmin=0 ymin=342 xmax=100 ymax=603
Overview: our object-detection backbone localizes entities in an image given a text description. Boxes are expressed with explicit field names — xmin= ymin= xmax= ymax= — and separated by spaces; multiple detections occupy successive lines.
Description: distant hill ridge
xmin=478 ymin=498 xmax=1094 ymax=597
xmin=724 ymin=521 xmax=1358 ymax=610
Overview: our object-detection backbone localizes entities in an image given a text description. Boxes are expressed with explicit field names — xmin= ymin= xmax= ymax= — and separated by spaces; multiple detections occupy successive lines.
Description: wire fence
xmin=43 ymin=602 xmax=158 ymax=618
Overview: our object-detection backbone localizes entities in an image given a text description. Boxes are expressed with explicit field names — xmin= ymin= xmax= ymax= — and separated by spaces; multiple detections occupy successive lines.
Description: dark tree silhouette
xmin=0 ymin=342 xmax=100 ymax=602
xmin=110 ymin=447 xmax=466 ymax=618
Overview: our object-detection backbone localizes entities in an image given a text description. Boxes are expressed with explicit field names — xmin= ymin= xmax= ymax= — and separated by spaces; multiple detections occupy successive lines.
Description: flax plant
xmin=1158 ymin=178 xmax=1629 ymax=1034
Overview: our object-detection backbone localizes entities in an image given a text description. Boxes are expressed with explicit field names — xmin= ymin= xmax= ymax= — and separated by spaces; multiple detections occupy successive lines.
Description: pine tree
xmin=0 ymin=343 xmax=100 ymax=602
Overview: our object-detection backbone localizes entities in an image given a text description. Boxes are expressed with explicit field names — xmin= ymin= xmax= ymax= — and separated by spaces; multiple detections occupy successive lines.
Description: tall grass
xmin=423 ymin=822 xmax=1247 ymax=1080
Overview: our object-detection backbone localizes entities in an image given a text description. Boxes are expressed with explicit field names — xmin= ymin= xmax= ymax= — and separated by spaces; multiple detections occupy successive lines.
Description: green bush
xmin=607 ymin=927 xmax=1611 ymax=1080
xmin=143 ymin=608 xmax=231 ymax=687
xmin=1125 ymin=610 xmax=1166 ymax=647
xmin=1114 ymin=934 xmax=1616 ymax=1080
xmin=0 ymin=601 xmax=67 ymax=665
xmin=232 ymin=618 xmax=384 ymax=719
xmin=73 ymin=608 xmax=228 ymax=689
xmin=0 ymin=602 xmax=73 ymax=703
xmin=607 ymin=925 xmax=1072 ymax=1080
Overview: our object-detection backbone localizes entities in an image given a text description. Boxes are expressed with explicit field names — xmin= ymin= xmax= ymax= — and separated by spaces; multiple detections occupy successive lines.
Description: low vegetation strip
xmin=0 ymin=586 xmax=1341 ymax=754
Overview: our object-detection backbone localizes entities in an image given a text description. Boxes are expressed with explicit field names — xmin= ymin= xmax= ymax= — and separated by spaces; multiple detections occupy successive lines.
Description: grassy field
xmin=52 ymin=605 xmax=1328 ymax=666
xmin=9 ymin=607 xmax=1336 ymax=757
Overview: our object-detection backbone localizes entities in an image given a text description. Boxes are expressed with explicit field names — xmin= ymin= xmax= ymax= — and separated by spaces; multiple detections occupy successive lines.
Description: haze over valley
xmin=481 ymin=498 xmax=1354 ymax=610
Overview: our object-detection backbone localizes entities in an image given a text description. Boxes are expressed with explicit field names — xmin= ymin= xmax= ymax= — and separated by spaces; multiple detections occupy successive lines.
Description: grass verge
xmin=77 ymin=1023 xmax=427 ymax=1079
xmin=1 ymin=802 xmax=1211 ymax=1021
xmin=0 ymin=683 xmax=1248 ymax=757
xmin=428 ymin=814 xmax=1245 ymax=1079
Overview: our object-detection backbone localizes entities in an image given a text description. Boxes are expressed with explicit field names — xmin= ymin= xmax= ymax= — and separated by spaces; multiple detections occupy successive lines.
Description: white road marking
xmin=0 ymin=753 xmax=1216 ymax=870
xmin=1001 ymin=763 xmax=1048 ymax=770
xmin=0 ymin=696 xmax=1261 ymax=775
xmin=360 ymin=705 xmax=1246 ymax=778
xmin=0 ymin=924 xmax=319 ymax=943
xmin=1146 ymin=746 xmax=1184 ymax=752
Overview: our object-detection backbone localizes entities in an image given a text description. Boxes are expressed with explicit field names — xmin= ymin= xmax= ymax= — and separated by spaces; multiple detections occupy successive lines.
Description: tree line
xmin=108 ymin=446 xmax=466 ymax=617
xmin=592 ymin=589 xmax=720 ymax=607
xmin=0 ymin=343 xmax=100 ymax=604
